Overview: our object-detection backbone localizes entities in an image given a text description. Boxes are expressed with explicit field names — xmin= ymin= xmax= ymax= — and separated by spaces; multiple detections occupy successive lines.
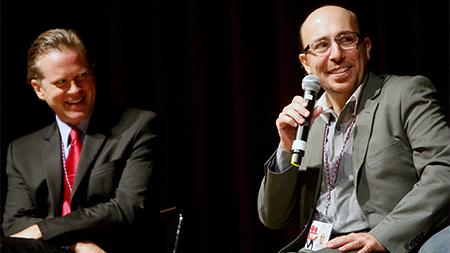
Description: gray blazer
xmin=2 ymin=106 xmax=157 ymax=251
xmin=258 ymin=72 xmax=450 ymax=253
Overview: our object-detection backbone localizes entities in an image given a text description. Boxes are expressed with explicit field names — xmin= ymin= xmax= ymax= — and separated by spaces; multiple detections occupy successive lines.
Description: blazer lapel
xmin=353 ymin=73 xmax=383 ymax=187
xmin=69 ymin=104 xmax=123 ymax=198
xmin=42 ymin=124 xmax=64 ymax=215
xmin=71 ymin=131 xmax=107 ymax=195
xmin=300 ymin=117 xmax=326 ymax=171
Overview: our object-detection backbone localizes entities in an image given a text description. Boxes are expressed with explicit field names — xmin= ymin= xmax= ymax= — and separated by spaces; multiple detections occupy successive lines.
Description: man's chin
xmin=61 ymin=112 xmax=88 ymax=125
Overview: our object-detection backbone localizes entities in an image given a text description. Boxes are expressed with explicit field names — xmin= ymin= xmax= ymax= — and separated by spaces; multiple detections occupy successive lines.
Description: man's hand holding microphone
xmin=275 ymin=75 xmax=322 ymax=167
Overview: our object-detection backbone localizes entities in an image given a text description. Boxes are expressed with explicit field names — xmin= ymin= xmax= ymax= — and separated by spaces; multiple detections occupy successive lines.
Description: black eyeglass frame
xmin=302 ymin=32 xmax=362 ymax=55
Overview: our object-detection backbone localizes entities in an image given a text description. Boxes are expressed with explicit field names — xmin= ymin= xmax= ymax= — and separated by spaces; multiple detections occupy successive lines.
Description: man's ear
xmin=30 ymin=79 xmax=45 ymax=100
xmin=299 ymin=53 xmax=312 ymax=74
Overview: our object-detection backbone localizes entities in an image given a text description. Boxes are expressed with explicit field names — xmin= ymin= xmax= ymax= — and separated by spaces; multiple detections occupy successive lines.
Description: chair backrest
xmin=160 ymin=207 xmax=183 ymax=253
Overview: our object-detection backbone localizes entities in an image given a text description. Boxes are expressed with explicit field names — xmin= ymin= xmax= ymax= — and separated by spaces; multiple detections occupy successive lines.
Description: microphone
xmin=291 ymin=74 xmax=321 ymax=168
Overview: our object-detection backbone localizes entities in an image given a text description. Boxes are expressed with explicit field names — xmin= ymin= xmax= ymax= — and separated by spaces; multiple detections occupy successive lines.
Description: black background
xmin=1 ymin=0 xmax=449 ymax=252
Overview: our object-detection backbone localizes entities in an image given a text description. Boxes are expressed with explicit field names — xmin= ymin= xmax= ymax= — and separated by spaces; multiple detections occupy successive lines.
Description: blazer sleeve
xmin=2 ymin=143 xmax=46 ymax=236
xmin=258 ymin=151 xmax=303 ymax=229
xmin=369 ymin=76 xmax=450 ymax=252
xmin=36 ymin=110 xmax=158 ymax=243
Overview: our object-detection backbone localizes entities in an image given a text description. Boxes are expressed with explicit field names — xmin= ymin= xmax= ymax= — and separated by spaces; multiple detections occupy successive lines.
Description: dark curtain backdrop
xmin=1 ymin=0 xmax=449 ymax=252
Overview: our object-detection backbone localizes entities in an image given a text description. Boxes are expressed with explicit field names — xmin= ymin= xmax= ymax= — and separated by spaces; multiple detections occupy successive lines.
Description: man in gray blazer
xmin=1 ymin=29 xmax=157 ymax=252
xmin=258 ymin=5 xmax=450 ymax=253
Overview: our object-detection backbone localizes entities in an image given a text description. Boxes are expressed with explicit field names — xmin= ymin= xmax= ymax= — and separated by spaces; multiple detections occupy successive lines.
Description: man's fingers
xmin=327 ymin=232 xmax=386 ymax=253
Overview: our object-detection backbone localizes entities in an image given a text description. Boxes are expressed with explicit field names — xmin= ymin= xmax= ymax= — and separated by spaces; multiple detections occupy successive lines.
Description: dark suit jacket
xmin=258 ymin=73 xmax=450 ymax=253
xmin=2 ymin=105 xmax=158 ymax=252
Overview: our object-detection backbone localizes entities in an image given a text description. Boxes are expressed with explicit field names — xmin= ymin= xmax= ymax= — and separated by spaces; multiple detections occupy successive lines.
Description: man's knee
xmin=418 ymin=226 xmax=450 ymax=253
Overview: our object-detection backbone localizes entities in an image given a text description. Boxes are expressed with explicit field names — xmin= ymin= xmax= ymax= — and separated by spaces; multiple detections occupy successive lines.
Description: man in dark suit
xmin=1 ymin=29 xmax=157 ymax=252
xmin=258 ymin=5 xmax=450 ymax=253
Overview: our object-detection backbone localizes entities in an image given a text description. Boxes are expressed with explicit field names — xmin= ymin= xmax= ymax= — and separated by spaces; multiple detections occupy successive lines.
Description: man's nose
xmin=67 ymin=80 xmax=81 ymax=92
xmin=328 ymin=41 xmax=345 ymax=62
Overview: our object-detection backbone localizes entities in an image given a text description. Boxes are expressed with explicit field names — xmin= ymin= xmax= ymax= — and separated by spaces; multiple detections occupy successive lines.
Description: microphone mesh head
xmin=302 ymin=74 xmax=321 ymax=92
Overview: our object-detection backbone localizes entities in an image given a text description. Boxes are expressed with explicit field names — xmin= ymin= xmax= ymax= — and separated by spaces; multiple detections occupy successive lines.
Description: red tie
xmin=62 ymin=128 xmax=82 ymax=216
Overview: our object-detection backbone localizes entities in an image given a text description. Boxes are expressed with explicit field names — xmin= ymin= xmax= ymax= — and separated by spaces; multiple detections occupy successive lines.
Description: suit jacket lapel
xmin=42 ymin=124 xmax=63 ymax=215
xmin=353 ymin=72 xmax=383 ymax=187
xmin=71 ymin=106 xmax=113 ymax=195
xmin=71 ymin=129 xmax=107 ymax=195
xmin=300 ymin=117 xmax=326 ymax=171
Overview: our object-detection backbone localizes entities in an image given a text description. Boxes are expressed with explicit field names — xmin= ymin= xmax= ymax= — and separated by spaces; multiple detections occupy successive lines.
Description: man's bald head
xmin=300 ymin=5 xmax=360 ymax=51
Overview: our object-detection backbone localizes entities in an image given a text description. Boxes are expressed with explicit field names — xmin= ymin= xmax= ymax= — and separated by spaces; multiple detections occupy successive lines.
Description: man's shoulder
xmin=94 ymin=103 xmax=156 ymax=120
xmin=7 ymin=124 xmax=56 ymax=154
xmin=11 ymin=124 xmax=55 ymax=144
xmin=116 ymin=107 xmax=157 ymax=127
xmin=380 ymin=74 xmax=434 ymax=90
xmin=89 ymin=105 xmax=157 ymax=136
xmin=367 ymin=73 xmax=436 ymax=101
xmin=122 ymin=107 xmax=157 ymax=119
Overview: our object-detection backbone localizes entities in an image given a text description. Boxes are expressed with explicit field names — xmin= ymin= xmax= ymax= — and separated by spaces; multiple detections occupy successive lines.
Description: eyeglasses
xmin=303 ymin=32 xmax=361 ymax=55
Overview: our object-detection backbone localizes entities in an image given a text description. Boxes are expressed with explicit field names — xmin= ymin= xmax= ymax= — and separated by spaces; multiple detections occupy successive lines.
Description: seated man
xmin=1 ymin=28 xmax=158 ymax=252
xmin=258 ymin=5 xmax=450 ymax=253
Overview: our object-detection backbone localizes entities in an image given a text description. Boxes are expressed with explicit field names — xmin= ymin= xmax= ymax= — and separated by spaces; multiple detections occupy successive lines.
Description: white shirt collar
xmin=56 ymin=116 xmax=90 ymax=148
xmin=317 ymin=76 xmax=367 ymax=123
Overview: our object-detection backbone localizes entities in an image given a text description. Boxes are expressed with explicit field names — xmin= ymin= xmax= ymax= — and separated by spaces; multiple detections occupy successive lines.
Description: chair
xmin=160 ymin=207 xmax=183 ymax=253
